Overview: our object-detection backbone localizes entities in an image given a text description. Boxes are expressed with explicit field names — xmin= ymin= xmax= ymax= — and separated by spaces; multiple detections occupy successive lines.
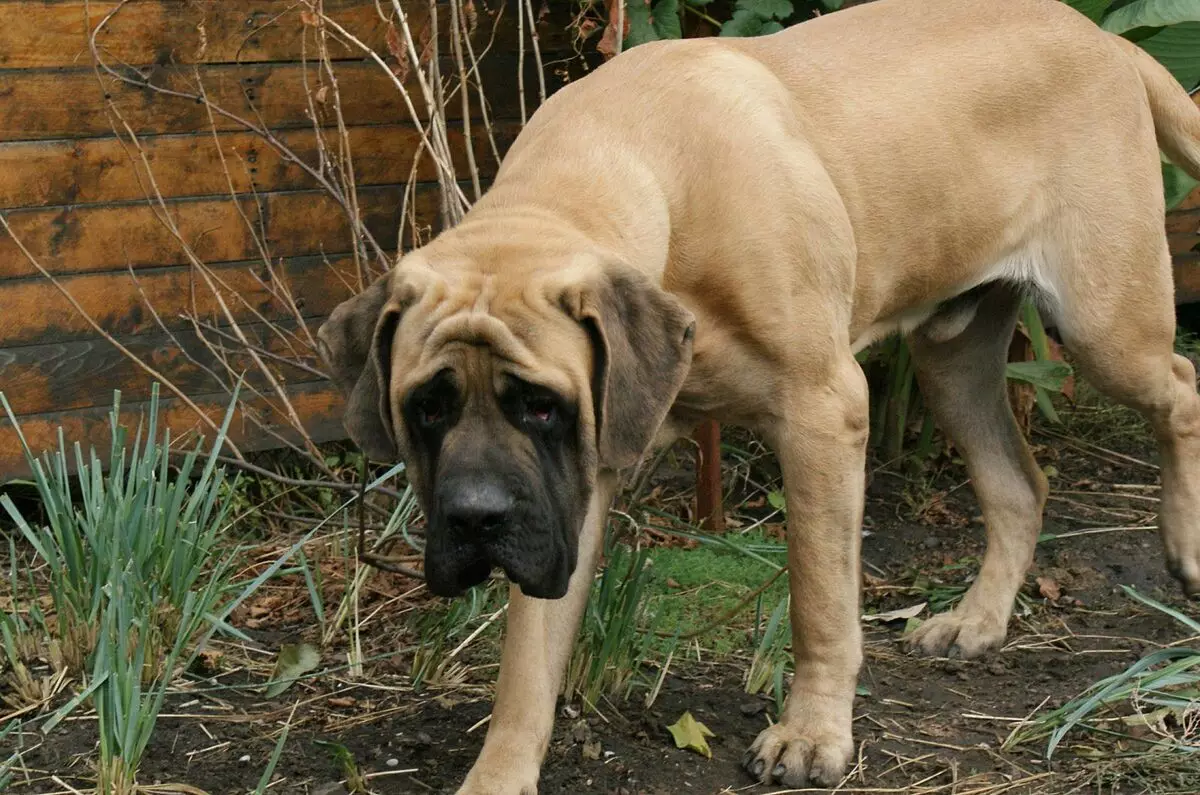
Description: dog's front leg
xmin=744 ymin=356 xmax=868 ymax=788
xmin=455 ymin=472 xmax=618 ymax=795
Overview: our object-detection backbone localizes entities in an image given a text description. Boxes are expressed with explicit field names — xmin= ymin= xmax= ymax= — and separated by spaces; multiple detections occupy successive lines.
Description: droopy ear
xmin=563 ymin=265 xmax=696 ymax=469
xmin=316 ymin=272 xmax=401 ymax=462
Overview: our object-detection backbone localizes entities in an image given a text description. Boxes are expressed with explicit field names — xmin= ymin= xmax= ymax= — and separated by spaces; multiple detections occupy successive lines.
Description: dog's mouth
xmin=423 ymin=533 xmax=574 ymax=600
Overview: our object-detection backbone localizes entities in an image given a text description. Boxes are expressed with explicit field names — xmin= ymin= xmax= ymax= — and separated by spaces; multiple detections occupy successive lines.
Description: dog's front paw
xmin=904 ymin=609 xmax=1007 ymax=659
xmin=743 ymin=717 xmax=852 ymax=788
xmin=454 ymin=762 xmax=538 ymax=795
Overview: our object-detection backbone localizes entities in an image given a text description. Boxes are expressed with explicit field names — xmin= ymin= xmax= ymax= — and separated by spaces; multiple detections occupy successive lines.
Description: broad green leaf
xmin=667 ymin=711 xmax=716 ymax=758
xmin=1135 ymin=21 xmax=1200 ymax=90
xmin=722 ymin=8 xmax=771 ymax=36
xmin=1060 ymin=0 xmax=1114 ymax=23
xmin=264 ymin=642 xmax=321 ymax=698
xmin=1164 ymin=161 xmax=1200 ymax=210
xmin=1005 ymin=360 xmax=1073 ymax=392
xmin=1100 ymin=0 xmax=1200 ymax=33
xmin=625 ymin=0 xmax=682 ymax=48
xmin=821 ymin=0 xmax=845 ymax=10
xmin=767 ymin=489 xmax=787 ymax=513
xmin=741 ymin=0 xmax=794 ymax=17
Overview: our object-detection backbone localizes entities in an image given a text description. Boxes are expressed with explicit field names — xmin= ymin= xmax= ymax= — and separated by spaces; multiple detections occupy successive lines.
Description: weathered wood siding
xmin=0 ymin=0 xmax=575 ymax=477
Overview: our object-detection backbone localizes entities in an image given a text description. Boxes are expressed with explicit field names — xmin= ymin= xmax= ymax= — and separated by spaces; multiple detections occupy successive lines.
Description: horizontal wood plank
xmin=1169 ymin=232 xmax=1200 ymax=257
xmin=0 ymin=319 xmax=331 ymax=416
xmin=1173 ymin=254 xmax=1200 ymax=304
xmin=0 ymin=253 xmax=366 ymax=347
xmin=0 ymin=379 xmax=348 ymax=481
xmin=0 ymin=122 xmax=518 ymax=208
xmin=0 ymin=54 xmax=552 ymax=141
xmin=1166 ymin=208 xmax=1200 ymax=235
xmin=0 ymin=182 xmax=448 ymax=278
xmin=0 ymin=0 xmax=571 ymax=70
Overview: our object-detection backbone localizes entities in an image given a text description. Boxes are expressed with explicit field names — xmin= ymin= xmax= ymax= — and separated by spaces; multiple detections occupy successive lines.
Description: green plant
xmin=1006 ymin=585 xmax=1200 ymax=758
xmin=622 ymin=0 xmax=845 ymax=48
xmin=744 ymin=592 xmax=791 ymax=713
xmin=0 ymin=384 xmax=248 ymax=792
xmin=564 ymin=537 xmax=672 ymax=709
xmin=314 ymin=739 xmax=368 ymax=794
xmin=410 ymin=577 xmax=507 ymax=689
xmin=0 ymin=382 xmax=365 ymax=793
xmin=0 ymin=720 xmax=20 ymax=790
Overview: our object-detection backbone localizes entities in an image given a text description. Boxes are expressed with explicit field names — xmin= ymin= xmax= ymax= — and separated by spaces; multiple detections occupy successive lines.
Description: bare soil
xmin=7 ymin=422 xmax=1199 ymax=795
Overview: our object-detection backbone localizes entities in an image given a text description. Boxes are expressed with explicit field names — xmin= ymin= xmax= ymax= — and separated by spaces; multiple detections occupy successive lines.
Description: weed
xmin=410 ymin=578 xmax=507 ymax=690
xmin=1007 ymin=585 xmax=1200 ymax=760
xmin=565 ymin=538 xmax=670 ymax=709
xmin=315 ymin=739 xmax=368 ymax=794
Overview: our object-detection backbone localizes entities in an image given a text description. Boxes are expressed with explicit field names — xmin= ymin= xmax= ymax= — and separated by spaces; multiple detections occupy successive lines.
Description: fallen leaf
xmin=264 ymin=642 xmax=321 ymax=698
xmin=862 ymin=602 xmax=927 ymax=623
xmin=667 ymin=711 xmax=715 ymax=758
xmin=582 ymin=739 xmax=602 ymax=760
xmin=1037 ymin=576 xmax=1062 ymax=602
xmin=327 ymin=696 xmax=357 ymax=708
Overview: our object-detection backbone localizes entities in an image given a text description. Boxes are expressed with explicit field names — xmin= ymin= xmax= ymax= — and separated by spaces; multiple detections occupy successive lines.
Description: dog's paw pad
xmin=904 ymin=610 xmax=1006 ymax=659
xmin=743 ymin=722 xmax=851 ymax=788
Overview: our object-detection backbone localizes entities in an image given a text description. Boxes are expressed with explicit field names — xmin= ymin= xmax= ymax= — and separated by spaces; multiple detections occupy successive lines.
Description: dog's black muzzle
xmin=423 ymin=473 xmax=574 ymax=599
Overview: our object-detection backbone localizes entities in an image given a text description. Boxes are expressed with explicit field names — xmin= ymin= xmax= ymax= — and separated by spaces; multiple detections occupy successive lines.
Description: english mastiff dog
xmin=318 ymin=0 xmax=1200 ymax=789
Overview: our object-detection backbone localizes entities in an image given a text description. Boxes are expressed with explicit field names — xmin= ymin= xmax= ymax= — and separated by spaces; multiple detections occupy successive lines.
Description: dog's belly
xmin=851 ymin=242 xmax=1056 ymax=352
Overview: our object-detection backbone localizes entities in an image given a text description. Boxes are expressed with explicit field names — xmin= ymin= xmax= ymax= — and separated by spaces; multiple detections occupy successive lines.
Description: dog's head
xmin=316 ymin=230 xmax=694 ymax=599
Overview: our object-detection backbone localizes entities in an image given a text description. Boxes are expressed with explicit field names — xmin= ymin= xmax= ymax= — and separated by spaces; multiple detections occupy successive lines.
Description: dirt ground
xmin=7 ymin=412 xmax=1200 ymax=795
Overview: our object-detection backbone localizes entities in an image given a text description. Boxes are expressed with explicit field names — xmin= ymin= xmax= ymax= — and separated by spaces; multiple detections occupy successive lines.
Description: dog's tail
xmin=1116 ymin=35 xmax=1200 ymax=179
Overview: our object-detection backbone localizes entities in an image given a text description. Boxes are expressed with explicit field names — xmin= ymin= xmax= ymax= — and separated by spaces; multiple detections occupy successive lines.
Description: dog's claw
xmin=904 ymin=609 xmax=1006 ymax=659
xmin=745 ymin=720 xmax=852 ymax=787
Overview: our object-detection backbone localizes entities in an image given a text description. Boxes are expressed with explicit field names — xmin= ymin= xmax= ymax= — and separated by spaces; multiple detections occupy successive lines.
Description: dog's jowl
xmin=319 ymin=0 xmax=1200 ymax=790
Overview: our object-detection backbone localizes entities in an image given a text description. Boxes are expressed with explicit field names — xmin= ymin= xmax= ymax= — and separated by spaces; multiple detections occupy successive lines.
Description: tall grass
xmin=0 ymin=382 xmax=369 ymax=793
xmin=1006 ymin=585 xmax=1200 ymax=760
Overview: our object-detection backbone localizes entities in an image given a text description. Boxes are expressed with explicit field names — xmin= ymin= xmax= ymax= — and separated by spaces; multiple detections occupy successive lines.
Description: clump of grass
xmin=0 ymin=382 xmax=316 ymax=794
xmin=410 ymin=577 xmax=507 ymax=689
xmin=1006 ymin=585 xmax=1200 ymax=760
xmin=745 ymin=592 xmax=791 ymax=713
xmin=564 ymin=538 xmax=669 ymax=709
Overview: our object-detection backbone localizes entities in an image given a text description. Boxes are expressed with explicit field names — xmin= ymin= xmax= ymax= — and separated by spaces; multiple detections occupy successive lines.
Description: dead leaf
xmin=1037 ymin=576 xmax=1062 ymax=602
xmin=667 ymin=711 xmax=715 ymax=759
xmin=597 ymin=0 xmax=631 ymax=60
xmin=264 ymin=642 xmax=321 ymax=698
xmin=386 ymin=22 xmax=410 ymax=83
xmin=581 ymin=739 xmax=602 ymax=760
xmin=862 ymin=602 xmax=927 ymax=623
xmin=463 ymin=0 xmax=478 ymax=35
xmin=327 ymin=696 xmax=357 ymax=708
xmin=315 ymin=85 xmax=329 ymax=104
xmin=300 ymin=9 xmax=319 ymax=27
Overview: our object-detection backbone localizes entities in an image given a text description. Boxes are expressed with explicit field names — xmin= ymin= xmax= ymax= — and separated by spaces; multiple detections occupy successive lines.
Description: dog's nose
xmin=441 ymin=479 xmax=514 ymax=538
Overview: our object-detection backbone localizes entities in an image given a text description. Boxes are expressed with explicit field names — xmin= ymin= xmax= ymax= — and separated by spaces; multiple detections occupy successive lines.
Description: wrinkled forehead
xmin=390 ymin=273 xmax=592 ymax=399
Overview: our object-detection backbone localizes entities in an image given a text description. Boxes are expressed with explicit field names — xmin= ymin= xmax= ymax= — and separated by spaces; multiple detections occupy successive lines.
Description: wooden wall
xmin=0 ymin=0 xmax=580 ymax=477
xmin=0 ymin=1 xmax=1198 ymax=479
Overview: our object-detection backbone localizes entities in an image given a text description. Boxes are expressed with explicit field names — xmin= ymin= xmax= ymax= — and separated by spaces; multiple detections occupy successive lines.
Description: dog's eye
xmin=416 ymin=396 xmax=447 ymax=428
xmin=523 ymin=395 xmax=557 ymax=425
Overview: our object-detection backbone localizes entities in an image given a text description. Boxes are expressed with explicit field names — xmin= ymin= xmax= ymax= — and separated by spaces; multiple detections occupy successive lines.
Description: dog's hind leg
xmin=455 ymin=472 xmax=620 ymax=795
xmin=1051 ymin=238 xmax=1200 ymax=599
xmin=904 ymin=282 xmax=1049 ymax=658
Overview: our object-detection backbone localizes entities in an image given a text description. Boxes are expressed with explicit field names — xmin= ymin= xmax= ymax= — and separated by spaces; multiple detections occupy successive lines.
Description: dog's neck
xmin=460 ymin=159 xmax=675 ymax=281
